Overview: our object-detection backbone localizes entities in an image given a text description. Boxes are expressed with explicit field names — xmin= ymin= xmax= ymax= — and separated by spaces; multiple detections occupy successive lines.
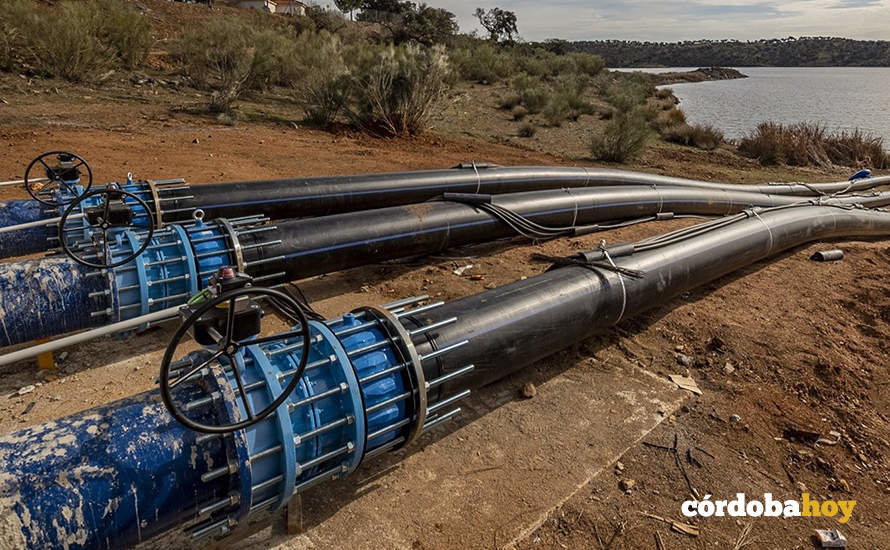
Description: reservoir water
xmin=620 ymin=67 xmax=890 ymax=143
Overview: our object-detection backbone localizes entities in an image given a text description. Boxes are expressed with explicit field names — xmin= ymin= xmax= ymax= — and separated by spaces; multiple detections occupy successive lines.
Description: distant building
xmin=236 ymin=0 xmax=307 ymax=15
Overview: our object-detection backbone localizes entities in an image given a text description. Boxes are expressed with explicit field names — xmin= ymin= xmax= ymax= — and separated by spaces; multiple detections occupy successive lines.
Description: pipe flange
xmin=217 ymin=218 xmax=245 ymax=272
xmin=145 ymin=180 xmax=165 ymax=230
xmin=353 ymin=305 xmax=427 ymax=448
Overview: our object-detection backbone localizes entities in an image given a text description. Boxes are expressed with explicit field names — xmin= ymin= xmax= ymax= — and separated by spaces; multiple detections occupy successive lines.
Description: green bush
xmin=347 ymin=43 xmax=452 ymax=136
xmin=292 ymin=31 xmax=349 ymax=125
xmin=590 ymin=107 xmax=650 ymax=162
xmin=93 ymin=0 xmax=152 ymax=69
xmin=552 ymin=74 xmax=593 ymax=119
xmin=451 ymin=42 xmax=513 ymax=84
xmin=566 ymin=52 xmax=605 ymax=77
xmin=518 ymin=123 xmax=537 ymax=137
xmin=662 ymin=123 xmax=724 ymax=150
xmin=249 ymin=29 xmax=302 ymax=90
xmin=519 ymin=87 xmax=548 ymax=114
xmin=542 ymin=95 xmax=570 ymax=126
xmin=0 ymin=0 xmax=151 ymax=81
xmin=174 ymin=18 xmax=259 ymax=112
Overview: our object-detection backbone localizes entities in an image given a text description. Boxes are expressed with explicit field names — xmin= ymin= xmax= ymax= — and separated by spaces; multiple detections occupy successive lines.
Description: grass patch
xmin=739 ymin=122 xmax=889 ymax=168
xmin=662 ymin=123 xmax=724 ymax=150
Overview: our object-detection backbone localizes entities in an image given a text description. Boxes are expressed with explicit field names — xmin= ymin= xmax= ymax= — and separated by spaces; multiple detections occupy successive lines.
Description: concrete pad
xmin=223 ymin=358 xmax=687 ymax=550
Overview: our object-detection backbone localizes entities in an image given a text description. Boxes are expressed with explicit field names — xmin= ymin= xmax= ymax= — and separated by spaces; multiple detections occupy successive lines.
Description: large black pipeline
xmin=405 ymin=202 xmax=890 ymax=401
xmin=2 ymin=201 xmax=889 ymax=549
xmin=2 ymin=165 xmax=887 ymax=259
xmin=239 ymin=185 xmax=890 ymax=282
xmin=5 ymin=185 xmax=890 ymax=348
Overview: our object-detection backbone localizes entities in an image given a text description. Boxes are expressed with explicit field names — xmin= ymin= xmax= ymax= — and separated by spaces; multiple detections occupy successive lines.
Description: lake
xmin=618 ymin=67 xmax=890 ymax=143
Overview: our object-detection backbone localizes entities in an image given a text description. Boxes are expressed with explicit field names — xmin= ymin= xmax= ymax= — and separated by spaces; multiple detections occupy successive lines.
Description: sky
xmin=427 ymin=0 xmax=890 ymax=42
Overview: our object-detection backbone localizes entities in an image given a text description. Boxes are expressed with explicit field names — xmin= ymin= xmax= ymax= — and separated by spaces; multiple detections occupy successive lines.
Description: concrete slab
xmin=219 ymin=356 xmax=687 ymax=550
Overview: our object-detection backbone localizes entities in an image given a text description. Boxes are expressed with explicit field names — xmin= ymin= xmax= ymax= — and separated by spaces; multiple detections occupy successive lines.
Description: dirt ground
xmin=1 ymin=72 xmax=890 ymax=549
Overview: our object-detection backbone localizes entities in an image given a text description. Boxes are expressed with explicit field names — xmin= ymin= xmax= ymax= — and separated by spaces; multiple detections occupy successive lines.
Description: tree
xmin=474 ymin=7 xmax=517 ymax=42
xmin=403 ymin=4 xmax=458 ymax=46
xmin=358 ymin=0 xmax=457 ymax=45
xmin=334 ymin=0 xmax=363 ymax=20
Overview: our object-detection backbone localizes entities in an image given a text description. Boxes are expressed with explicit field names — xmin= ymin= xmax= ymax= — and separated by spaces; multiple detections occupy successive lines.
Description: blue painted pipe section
xmin=0 ymin=385 xmax=235 ymax=549
xmin=0 ymin=257 xmax=108 ymax=346
xmin=0 ymin=219 xmax=233 ymax=346
xmin=0 ymin=180 xmax=158 ymax=259
xmin=0 ymin=200 xmax=53 ymax=257
xmin=0 ymin=313 xmax=421 ymax=549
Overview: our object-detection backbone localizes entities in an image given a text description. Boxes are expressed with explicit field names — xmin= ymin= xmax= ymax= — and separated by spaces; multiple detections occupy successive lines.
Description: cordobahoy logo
xmin=682 ymin=493 xmax=856 ymax=524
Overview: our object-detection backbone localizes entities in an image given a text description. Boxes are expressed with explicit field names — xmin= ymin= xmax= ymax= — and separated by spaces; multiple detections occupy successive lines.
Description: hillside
xmin=565 ymin=36 xmax=890 ymax=67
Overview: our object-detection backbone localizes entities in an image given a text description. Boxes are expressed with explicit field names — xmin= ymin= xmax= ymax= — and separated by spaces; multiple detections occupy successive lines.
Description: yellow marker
xmin=34 ymin=338 xmax=54 ymax=371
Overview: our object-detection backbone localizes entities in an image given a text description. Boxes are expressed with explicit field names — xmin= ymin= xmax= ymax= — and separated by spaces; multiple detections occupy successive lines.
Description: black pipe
xmin=4 ymin=187 xmax=889 ymax=350
xmin=167 ymin=167 xmax=890 ymax=222
xmin=3 ymin=166 xmax=886 ymax=261
xmin=406 ymin=203 xmax=890 ymax=402
xmin=239 ymin=185 xmax=890 ymax=282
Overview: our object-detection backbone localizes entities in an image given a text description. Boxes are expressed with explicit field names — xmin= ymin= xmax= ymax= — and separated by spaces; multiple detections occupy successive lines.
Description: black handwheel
xmin=159 ymin=287 xmax=311 ymax=434
xmin=25 ymin=151 xmax=93 ymax=206
xmin=58 ymin=186 xmax=155 ymax=269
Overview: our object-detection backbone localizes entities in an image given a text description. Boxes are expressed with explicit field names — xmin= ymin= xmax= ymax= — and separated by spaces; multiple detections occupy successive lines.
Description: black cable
xmin=443 ymin=193 xmax=599 ymax=241
xmin=267 ymin=284 xmax=325 ymax=323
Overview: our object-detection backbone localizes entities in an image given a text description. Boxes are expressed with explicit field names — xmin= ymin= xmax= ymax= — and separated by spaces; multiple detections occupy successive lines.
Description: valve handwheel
xmin=25 ymin=151 xmax=93 ymax=206
xmin=159 ymin=287 xmax=311 ymax=434
xmin=58 ymin=186 xmax=155 ymax=269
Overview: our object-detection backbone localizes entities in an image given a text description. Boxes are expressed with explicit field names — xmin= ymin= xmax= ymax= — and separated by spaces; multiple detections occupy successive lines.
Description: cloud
xmin=433 ymin=0 xmax=890 ymax=41
xmin=828 ymin=0 xmax=882 ymax=8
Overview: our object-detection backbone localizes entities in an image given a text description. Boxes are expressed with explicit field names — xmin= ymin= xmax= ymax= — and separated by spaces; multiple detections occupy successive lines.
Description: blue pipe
xmin=0 ymin=217 xmax=232 ymax=346
xmin=0 ymin=309 xmax=442 ymax=549
xmin=0 ymin=200 xmax=54 ymax=257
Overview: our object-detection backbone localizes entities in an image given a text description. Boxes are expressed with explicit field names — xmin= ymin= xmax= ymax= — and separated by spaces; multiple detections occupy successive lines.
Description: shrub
xmin=518 ymin=123 xmax=537 ymax=137
xmin=739 ymin=122 xmax=888 ymax=168
xmin=0 ymin=0 xmax=151 ymax=81
xmin=451 ymin=42 xmax=513 ymax=84
xmin=566 ymin=52 xmax=605 ymax=77
xmin=590 ymin=107 xmax=650 ymax=162
xmin=292 ymin=31 xmax=349 ymax=125
xmin=520 ymin=87 xmax=549 ymax=114
xmin=552 ymin=73 xmax=593 ymax=119
xmin=512 ymin=105 xmax=528 ymax=121
xmin=826 ymin=129 xmax=889 ymax=169
xmin=249 ymin=29 xmax=301 ymax=90
xmin=655 ymin=87 xmax=673 ymax=100
xmin=93 ymin=0 xmax=152 ymax=69
xmin=174 ymin=18 xmax=258 ymax=112
xmin=542 ymin=95 xmax=570 ymax=126
xmin=347 ymin=43 xmax=452 ymax=136
xmin=499 ymin=93 xmax=522 ymax=110
xmin=651 ymin=107 xmax=686 ymax=132
xmin=662 ymin=123 xmax=723 ymax=150
xmin=738 ymin=122 xmax=828 ymax=166
xmin=605 ymin=75 xmax=654 ymax=112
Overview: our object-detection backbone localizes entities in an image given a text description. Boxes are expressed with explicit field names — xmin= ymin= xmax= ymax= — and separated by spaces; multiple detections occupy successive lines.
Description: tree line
xmin=556 ymin=37 xmax=890 ymax=67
